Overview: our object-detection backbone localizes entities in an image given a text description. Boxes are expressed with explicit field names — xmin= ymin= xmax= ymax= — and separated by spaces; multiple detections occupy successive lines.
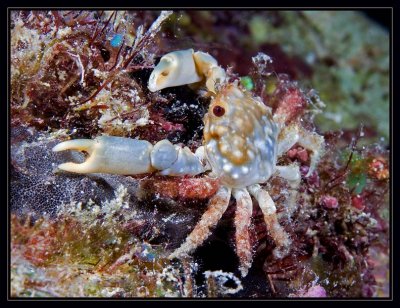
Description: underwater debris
xmin=204 ymin=270 xmax=243 ymax=297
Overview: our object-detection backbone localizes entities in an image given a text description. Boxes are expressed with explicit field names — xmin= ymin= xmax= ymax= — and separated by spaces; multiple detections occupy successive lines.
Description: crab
xmin=52 ymin=48 xmax=324 ymax=277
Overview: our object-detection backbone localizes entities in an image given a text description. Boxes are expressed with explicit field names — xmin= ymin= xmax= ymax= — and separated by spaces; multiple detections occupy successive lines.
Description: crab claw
xmin=52 ymin=136 xmax=154 ymax=175
xmin=148 ymin=49 xmax=202 ymax=92
xmin=148 ymin=49 xmax=226 ymax=94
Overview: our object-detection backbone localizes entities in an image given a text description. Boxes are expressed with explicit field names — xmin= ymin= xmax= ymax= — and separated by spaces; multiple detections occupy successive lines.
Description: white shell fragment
xmin=148 ymin=49 xmax=202 ymax=92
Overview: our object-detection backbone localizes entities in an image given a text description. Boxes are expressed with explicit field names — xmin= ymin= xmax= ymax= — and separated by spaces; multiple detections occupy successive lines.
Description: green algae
xmin=256 ymin=11 xmax=389 ymax=141
xmin=10 ymin=185 xmax=187 ymax=297
xmin=240 ymin=76 xmax=254 ymax=91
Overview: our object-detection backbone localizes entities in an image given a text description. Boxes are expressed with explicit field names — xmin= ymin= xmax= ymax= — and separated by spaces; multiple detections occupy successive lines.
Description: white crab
xmin=53 ymin=49 xmax=324 ymax=276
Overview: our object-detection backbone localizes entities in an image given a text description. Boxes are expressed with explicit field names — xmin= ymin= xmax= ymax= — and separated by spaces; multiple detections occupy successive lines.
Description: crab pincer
xmin=52 ymin=136 xmax=205 ymax=176
xmin=52 ymin=136 xmax=155 ymax=175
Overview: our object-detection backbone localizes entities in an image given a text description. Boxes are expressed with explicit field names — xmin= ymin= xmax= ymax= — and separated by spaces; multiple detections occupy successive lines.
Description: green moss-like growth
xmin=10 ymin=186 xmax=189 ymax=297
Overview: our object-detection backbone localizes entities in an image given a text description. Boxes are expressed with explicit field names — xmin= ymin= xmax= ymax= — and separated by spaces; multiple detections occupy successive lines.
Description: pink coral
xmin=273 ymin=85 xmax=308 ymax=124
xmin=289 ymin=284 xmax=327 ymax=298
xmin=319 ymin=195 xmax=338 ymax=209
xmin=351 ymin=195 xmax=365 ymax=211
xmin=301 ymin=285 xmax=327 ymax=297
xmin=368 ymin=157 xmax=389 ymax=180
xmin=287 ymin=146 xmax=309 ymax=163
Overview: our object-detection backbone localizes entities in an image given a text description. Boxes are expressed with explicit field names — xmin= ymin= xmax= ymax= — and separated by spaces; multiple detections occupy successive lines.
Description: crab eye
xmin=213 ymin=105 xmax=225 ymax=117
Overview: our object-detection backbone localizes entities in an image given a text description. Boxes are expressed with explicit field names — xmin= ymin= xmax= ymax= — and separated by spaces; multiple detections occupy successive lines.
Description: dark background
xmin=362 ymin=9 xmax=391 ymax=30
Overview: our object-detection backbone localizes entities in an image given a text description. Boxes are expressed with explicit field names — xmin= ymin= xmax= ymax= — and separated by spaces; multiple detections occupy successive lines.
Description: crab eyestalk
xmin=52 ymin=136 xmax=206 ymax=176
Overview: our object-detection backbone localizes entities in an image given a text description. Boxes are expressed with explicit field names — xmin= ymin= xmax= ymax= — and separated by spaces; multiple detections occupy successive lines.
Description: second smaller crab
xmin=53 ymin=48 xmax=324 ymax=277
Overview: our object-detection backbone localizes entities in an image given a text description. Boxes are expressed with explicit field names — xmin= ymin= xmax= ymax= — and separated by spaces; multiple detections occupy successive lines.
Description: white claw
xmin=148 ymin=49 xmax=202 ymax=92
xmin=148 ymin=49 xmax=226 ymax=93
xmin=53 ymin=139 xmax=99 ymax=174
xmin=52 ymin=136 xmax=154 ymax=175
xmin=56 ymin=161 xmax=98 ymax=174
xmin=52 ymin=139 xmax=96 ymax=154
xmin=193 ymin=51 xmax=226 ymax=93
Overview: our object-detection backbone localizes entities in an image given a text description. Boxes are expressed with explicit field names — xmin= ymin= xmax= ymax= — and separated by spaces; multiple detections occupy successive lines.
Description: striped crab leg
xmin=232 ymin=188 xmax=254 ymax=277
xmin=247 ymin=184 xmax=292 ymax=259
xmin=52 ymin=135 xmax=207 ymax=176
xmin=169 ymin=185 xmax=232 ymax=259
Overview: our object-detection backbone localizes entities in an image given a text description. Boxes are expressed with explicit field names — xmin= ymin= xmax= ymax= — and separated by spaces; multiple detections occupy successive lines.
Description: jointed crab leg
xmin=275 ymin=165 xmax=301 ymax=186
xmin=169 ymin=186 xmax=232 ymax=259
xmin=53 ymin=136 xmax=205 ymax=176
xmin=247 ymin=184 xmax=291 ymax=258
xmin=232 ymin=188 xmax=253 ymax=277
xmin=275 ymin=164 xmax=301 ymax=215
xmin=276 ymin=124 xmax=324 ymax=177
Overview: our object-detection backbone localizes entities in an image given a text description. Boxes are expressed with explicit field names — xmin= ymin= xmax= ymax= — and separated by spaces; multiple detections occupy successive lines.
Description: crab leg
xmin=275 ymin=164 xmax=301 ymax=187
xmin=232 ymin=188 xmax=253 ymax=277
xmin=277 ymin=124 xmax=324 ymax=177
xmin=169 ymin=186 xmax=232 ymax=259
xmin=247 ymin=184 xmax=291 ymax=259
xmin=53 ymin=136 xmax=205 ymax=176
xmin=275 ymin=164 xmax=301 ymax=215
xmin=296 ymin=130 xmax=324 ymax=177
xmin=276 ymin=125 xmax=300 ymax=157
